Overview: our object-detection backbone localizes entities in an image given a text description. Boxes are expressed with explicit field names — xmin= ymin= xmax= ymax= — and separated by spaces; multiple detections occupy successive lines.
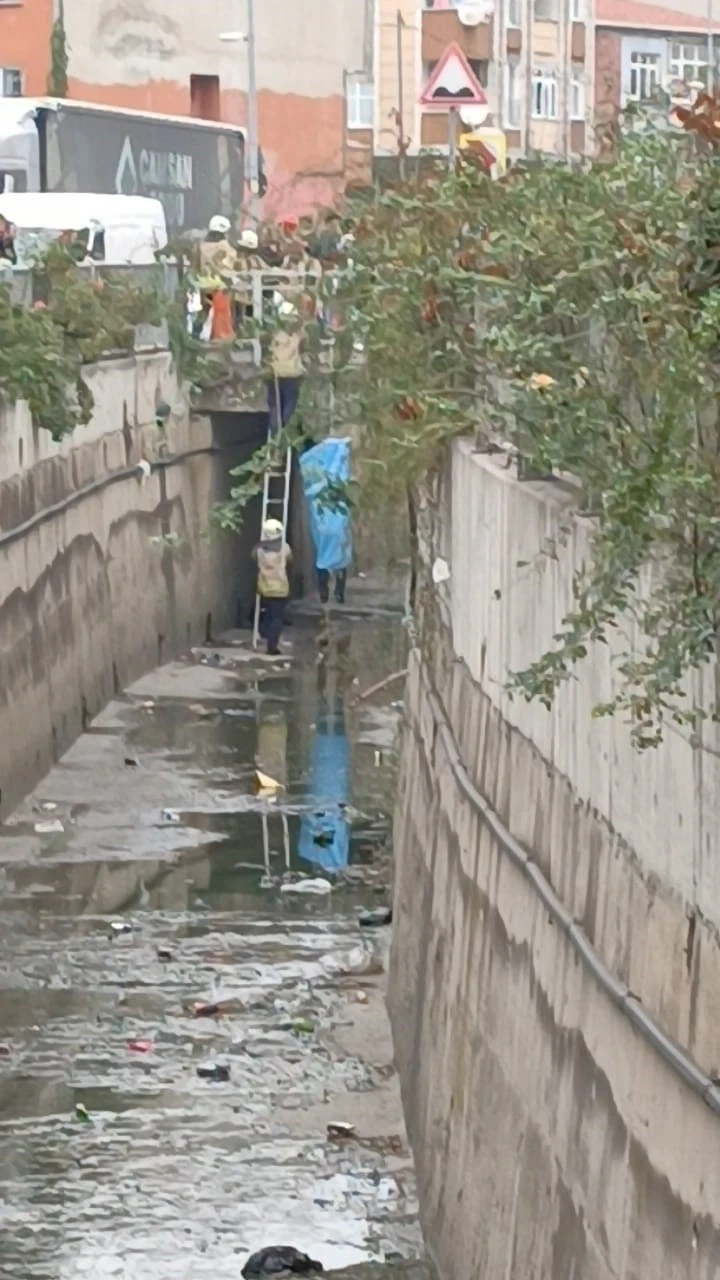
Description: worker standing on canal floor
xmin=252 ymin=517 xmax=293 ymax=655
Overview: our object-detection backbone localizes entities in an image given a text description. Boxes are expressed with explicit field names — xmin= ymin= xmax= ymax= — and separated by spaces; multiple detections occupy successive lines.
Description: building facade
xmin=373 ymin=0 xmax=591 ymax=165
xmin=595 ymin=0 xmax=715 ymax=129
xmin=0 ymin=0 xmax=373 ymax=216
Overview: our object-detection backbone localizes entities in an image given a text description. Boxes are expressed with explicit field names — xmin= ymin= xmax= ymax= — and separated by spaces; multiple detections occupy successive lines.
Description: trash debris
xmin=432 ymin=556 xmax=451 ymax=585
xmin=74 ymin=1103 xmax=91 ymax=1123
xmin=124 ymin=756 xmax=139 ymax=768
xmin=199 ymin=653 xmax=222 ymax=667
xmin=189 ymin=703 xmax=214 ymax=717
xmin=242 ymin=1247 xmax=323 ymax=1278
xmin=196 ymin=1062 xmax=230 ymax=1082
xmin=0 ymin=1044 xmax=11 ymax=1057
xmin=224 ymin=707 xmax=254 ymax=718
xmin=127 ymin=1038 xmax=153 ymax=1053
xmin=359 ymin=907 xmax=393 ymax=928
xmin=34 ymin=819 xmax=64 ymax=835
xmin=373 ymin=750 xmax=385 ymax=767
xmin=320 ymin=945 xmax=384 ymax=978
xmin=156 ymin=946 xmax=173 ymax=962
xmin=39 ymin=801 xmax=58 ymax=813
xmin=255 ymin=769 xmax=283 ymax=796
xmin=193 ymin=1001 xmax=221 ymax=1018
xmin=327 ymin=1121 xmax=356 ymax=1141
xmin=292 ymin=1018 xmax=315 ymax=1036
xmin=280 ymin=877 xmax=332 ymax=896
xmin=140 ymin=700 xmax=155 ymax=712
xmin=110 ymin=921 xmax=133 ymax=936
xmin=356 ymin=991 xmax=369 ymax=1005
xmin=161 ymin=809 xmax=180 ymax=824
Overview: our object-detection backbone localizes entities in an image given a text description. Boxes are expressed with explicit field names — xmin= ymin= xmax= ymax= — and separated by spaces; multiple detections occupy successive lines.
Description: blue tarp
xmin=298 ymin=708 xmax=350 ymax=872
xmin=299 ymin=437 xmax=352 ymax=573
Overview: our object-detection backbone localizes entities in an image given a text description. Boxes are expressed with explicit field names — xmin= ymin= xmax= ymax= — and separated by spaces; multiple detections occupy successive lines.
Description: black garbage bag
xmin=242 ymin=1247 xmax=324 ymax=1277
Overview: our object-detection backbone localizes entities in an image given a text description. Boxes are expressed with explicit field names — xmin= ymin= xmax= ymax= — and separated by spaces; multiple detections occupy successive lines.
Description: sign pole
xmin=448 ymin=107 xmax=458 ymax=174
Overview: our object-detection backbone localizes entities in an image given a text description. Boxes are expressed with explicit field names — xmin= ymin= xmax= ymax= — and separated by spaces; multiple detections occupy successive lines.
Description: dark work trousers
xmin=318 ymin=568 xmax=347 ymax=604
xmin=267 ymin=377 xmax=301 ymax=433
xmin=260 ymin=597 xmax=287 ymax=654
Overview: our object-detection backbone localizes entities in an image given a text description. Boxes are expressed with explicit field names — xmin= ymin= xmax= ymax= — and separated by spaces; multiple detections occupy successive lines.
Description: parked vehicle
xmin=0 ymin=98 xmax=252 ymax=236
xmin=0 ymin=192 xmax=168 ymax=265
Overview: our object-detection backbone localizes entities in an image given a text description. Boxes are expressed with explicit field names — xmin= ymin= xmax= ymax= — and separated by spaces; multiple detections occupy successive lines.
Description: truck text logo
xmin=115 ymin=136 xmax=193 ymax=230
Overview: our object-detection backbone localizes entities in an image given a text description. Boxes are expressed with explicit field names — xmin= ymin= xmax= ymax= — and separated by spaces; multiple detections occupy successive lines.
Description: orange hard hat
xmin=281 ymin=214 xmax=299 ymax=232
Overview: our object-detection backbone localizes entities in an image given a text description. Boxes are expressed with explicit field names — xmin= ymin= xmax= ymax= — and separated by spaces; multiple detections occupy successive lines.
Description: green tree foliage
xmin=335 ymin=118 xmax=720 ymax=745
xmin=0 ymin=247 xmax=162 ymax=439
xmin=48 ymin=16 xmax=69 ymax=97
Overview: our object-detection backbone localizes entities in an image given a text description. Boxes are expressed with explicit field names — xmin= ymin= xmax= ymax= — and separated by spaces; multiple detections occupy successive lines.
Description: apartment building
xmin=0 ymin=0 xmax=373 ymax=215
xmin=595 ymin=0 xmax=715 ymax=126
xmin=372 ymin=0 xmax=591 ymax=164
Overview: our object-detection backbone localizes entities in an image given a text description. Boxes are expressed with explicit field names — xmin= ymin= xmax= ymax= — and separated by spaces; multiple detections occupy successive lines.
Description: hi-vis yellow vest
xmin=257 ymin=544 xmax=290 ymax=597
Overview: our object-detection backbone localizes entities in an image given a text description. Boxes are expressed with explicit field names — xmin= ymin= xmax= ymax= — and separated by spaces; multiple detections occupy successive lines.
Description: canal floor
xmin=0 ymin=615 xmax=431 ymax=1279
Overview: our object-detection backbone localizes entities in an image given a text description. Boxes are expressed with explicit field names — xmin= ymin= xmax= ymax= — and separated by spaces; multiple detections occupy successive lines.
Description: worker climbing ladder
xmin=252 ymin=377 xmax=293 ymax=649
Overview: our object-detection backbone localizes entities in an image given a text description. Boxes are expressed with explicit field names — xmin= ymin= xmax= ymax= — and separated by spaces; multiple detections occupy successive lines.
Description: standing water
xmin=0 ymin=615 xmax=432 ymax=1279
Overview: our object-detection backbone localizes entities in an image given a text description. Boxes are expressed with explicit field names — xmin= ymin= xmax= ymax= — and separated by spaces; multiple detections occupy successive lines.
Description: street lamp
xmin=219 ymin=1 xmax=259 ymax=222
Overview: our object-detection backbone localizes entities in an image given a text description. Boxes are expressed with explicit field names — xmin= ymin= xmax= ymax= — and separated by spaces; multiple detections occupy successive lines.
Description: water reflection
xmin=0 ymin=618 xmax=416 ymax=1278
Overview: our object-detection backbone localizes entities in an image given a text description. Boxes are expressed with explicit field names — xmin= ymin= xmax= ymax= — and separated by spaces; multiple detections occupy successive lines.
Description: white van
xmin=0 ymin=192 xmax=168 ymax=265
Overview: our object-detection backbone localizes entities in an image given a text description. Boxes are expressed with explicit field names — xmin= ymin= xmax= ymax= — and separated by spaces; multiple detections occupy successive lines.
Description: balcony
xmin=422 ymin=5 xmax=492 ymax=62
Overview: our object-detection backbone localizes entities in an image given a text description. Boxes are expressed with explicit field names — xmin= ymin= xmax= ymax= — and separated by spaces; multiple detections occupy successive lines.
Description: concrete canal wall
xmin=389 ymin=440 xmax=720 ymax=1279
xmin=0 ymin=352 xmax=242 ymax=819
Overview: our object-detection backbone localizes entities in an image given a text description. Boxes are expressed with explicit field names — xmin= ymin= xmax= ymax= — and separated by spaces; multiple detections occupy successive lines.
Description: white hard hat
xmin=262 ymin=518 xmax=283 ymax=539
xmin=277 ymin=300 xmax=297 ymax=319
xmin=209 ymin=215 xmax=231 ymax=234
xmin=240 ymin=228 xmax=259 ymax=249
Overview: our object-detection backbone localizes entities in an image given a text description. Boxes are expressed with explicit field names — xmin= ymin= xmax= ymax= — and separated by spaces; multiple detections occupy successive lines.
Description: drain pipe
xmin=416 ymin=658 xmax=720 ymax=1116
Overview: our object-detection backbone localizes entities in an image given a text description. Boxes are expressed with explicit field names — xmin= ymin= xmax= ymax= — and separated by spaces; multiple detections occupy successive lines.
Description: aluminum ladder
xmin=252 ymin=388 xmax=293 ymax=649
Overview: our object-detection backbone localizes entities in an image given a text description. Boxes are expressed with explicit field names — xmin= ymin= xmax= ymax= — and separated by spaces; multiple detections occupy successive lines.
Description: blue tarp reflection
xmin=298 ymin=696 xmax=350 ymax=872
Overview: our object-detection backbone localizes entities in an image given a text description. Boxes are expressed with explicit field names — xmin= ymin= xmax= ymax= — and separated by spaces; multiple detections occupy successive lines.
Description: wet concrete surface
xmin=0 ymin=616 xmax=433 ymax=1280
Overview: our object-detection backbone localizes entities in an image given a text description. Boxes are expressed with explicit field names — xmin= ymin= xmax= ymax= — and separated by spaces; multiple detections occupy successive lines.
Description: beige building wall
xmin=375 ymin=0 xmax=421 ymax=156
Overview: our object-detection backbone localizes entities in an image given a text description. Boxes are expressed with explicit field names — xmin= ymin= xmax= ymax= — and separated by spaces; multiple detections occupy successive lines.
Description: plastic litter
xmin=110 ymin=921 xmax=133 ymax=936
xmin=74 ymin=1103 xmax=91 ymax=1123
xmin=256 ymin=769 xmax=283 ymax=796
xmin=124 ymin=756 xmax=139 ymax=768
xmin=39 ymin=801 xmax=58 ymax=812
xmin=157 ymin=946 xmax=173 ymax=961
xmin=292 ymin=1017 xmax=315 ymax=1036
xmin=327 ymin=1121 xmax=356 ymax=1140
xmin=0 ymin=1044 xmax=10 ymax=1057
xmin=359 ymin=907 xmax=393 ymax=928
xmin=189 ymin=703 xmax=214 ymax=717
xmin=280 ymin=878 xmax=332 ymax=896
xmin=127 ymin=1038 xmax=153 ymax=1053
xmin=34 ymin=819 xmax=64 ymax=834
xmin=193 ymin=1001 xmax=221 ymax=1018
xmin=161 ymin=809 xmax=180 ymax=824
xmin=196 ymin=1062 xmax=230 ymax=1082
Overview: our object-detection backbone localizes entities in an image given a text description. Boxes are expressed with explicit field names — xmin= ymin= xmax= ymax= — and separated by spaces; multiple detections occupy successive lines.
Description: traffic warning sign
xmin=420 ymin=42 xmax=488 ymax=109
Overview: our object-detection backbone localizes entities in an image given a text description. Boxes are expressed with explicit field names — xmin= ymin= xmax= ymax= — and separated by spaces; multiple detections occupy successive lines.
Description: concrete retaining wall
xmin=389 ymin=440 xmax=720 ymax=1279
xmin=0 ymin=353 xmax=238 ymax=818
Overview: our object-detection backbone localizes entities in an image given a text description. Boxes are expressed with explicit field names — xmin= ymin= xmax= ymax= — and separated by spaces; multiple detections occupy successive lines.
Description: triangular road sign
xmin=420 ymin=42 xmax=488 ymax=109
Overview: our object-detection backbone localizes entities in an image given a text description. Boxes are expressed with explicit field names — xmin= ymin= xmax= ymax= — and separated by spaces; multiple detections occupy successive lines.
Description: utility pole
xmin=708 ymin=0 xmax=715 ymax=91
xmin=246 ymin=0 xmax=260 ymax=223
xmin=397 ymin=10 xmax=407 ymax=179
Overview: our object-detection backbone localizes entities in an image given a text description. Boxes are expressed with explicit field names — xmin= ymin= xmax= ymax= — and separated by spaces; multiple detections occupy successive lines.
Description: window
xmin=532 ymin=69 xmax=558 ymax=118
xmin=534 ymin=0 xmax=558 ymax=20
xmin=570 ymin=75 xmax=585 ymax=119
xmin=346 ymin=75 xmax=374 ymax=129
xmin=570 ymin=0 xmax=584 ymax=18
xmin=507 ymin=0 xmax=522 ymax=25
xmin=0 ymin=68 xmax=23 ymax=97
xmin=190 ymin=74 xmax=220 ymax=121
xmin=505 ymin=61 xmax=521 ymax=127
xmin=628 ymin=51 xmax=661 ymax=100
xmin=423 ymin=0 xmax=463 ymax=7
xmin=669 ymin=40 xmax=711 ymax=86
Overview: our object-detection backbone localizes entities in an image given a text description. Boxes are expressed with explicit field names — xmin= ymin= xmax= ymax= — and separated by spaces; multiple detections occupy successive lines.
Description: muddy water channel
xmin=0 ymin=616 xmax=431 ymax=1280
